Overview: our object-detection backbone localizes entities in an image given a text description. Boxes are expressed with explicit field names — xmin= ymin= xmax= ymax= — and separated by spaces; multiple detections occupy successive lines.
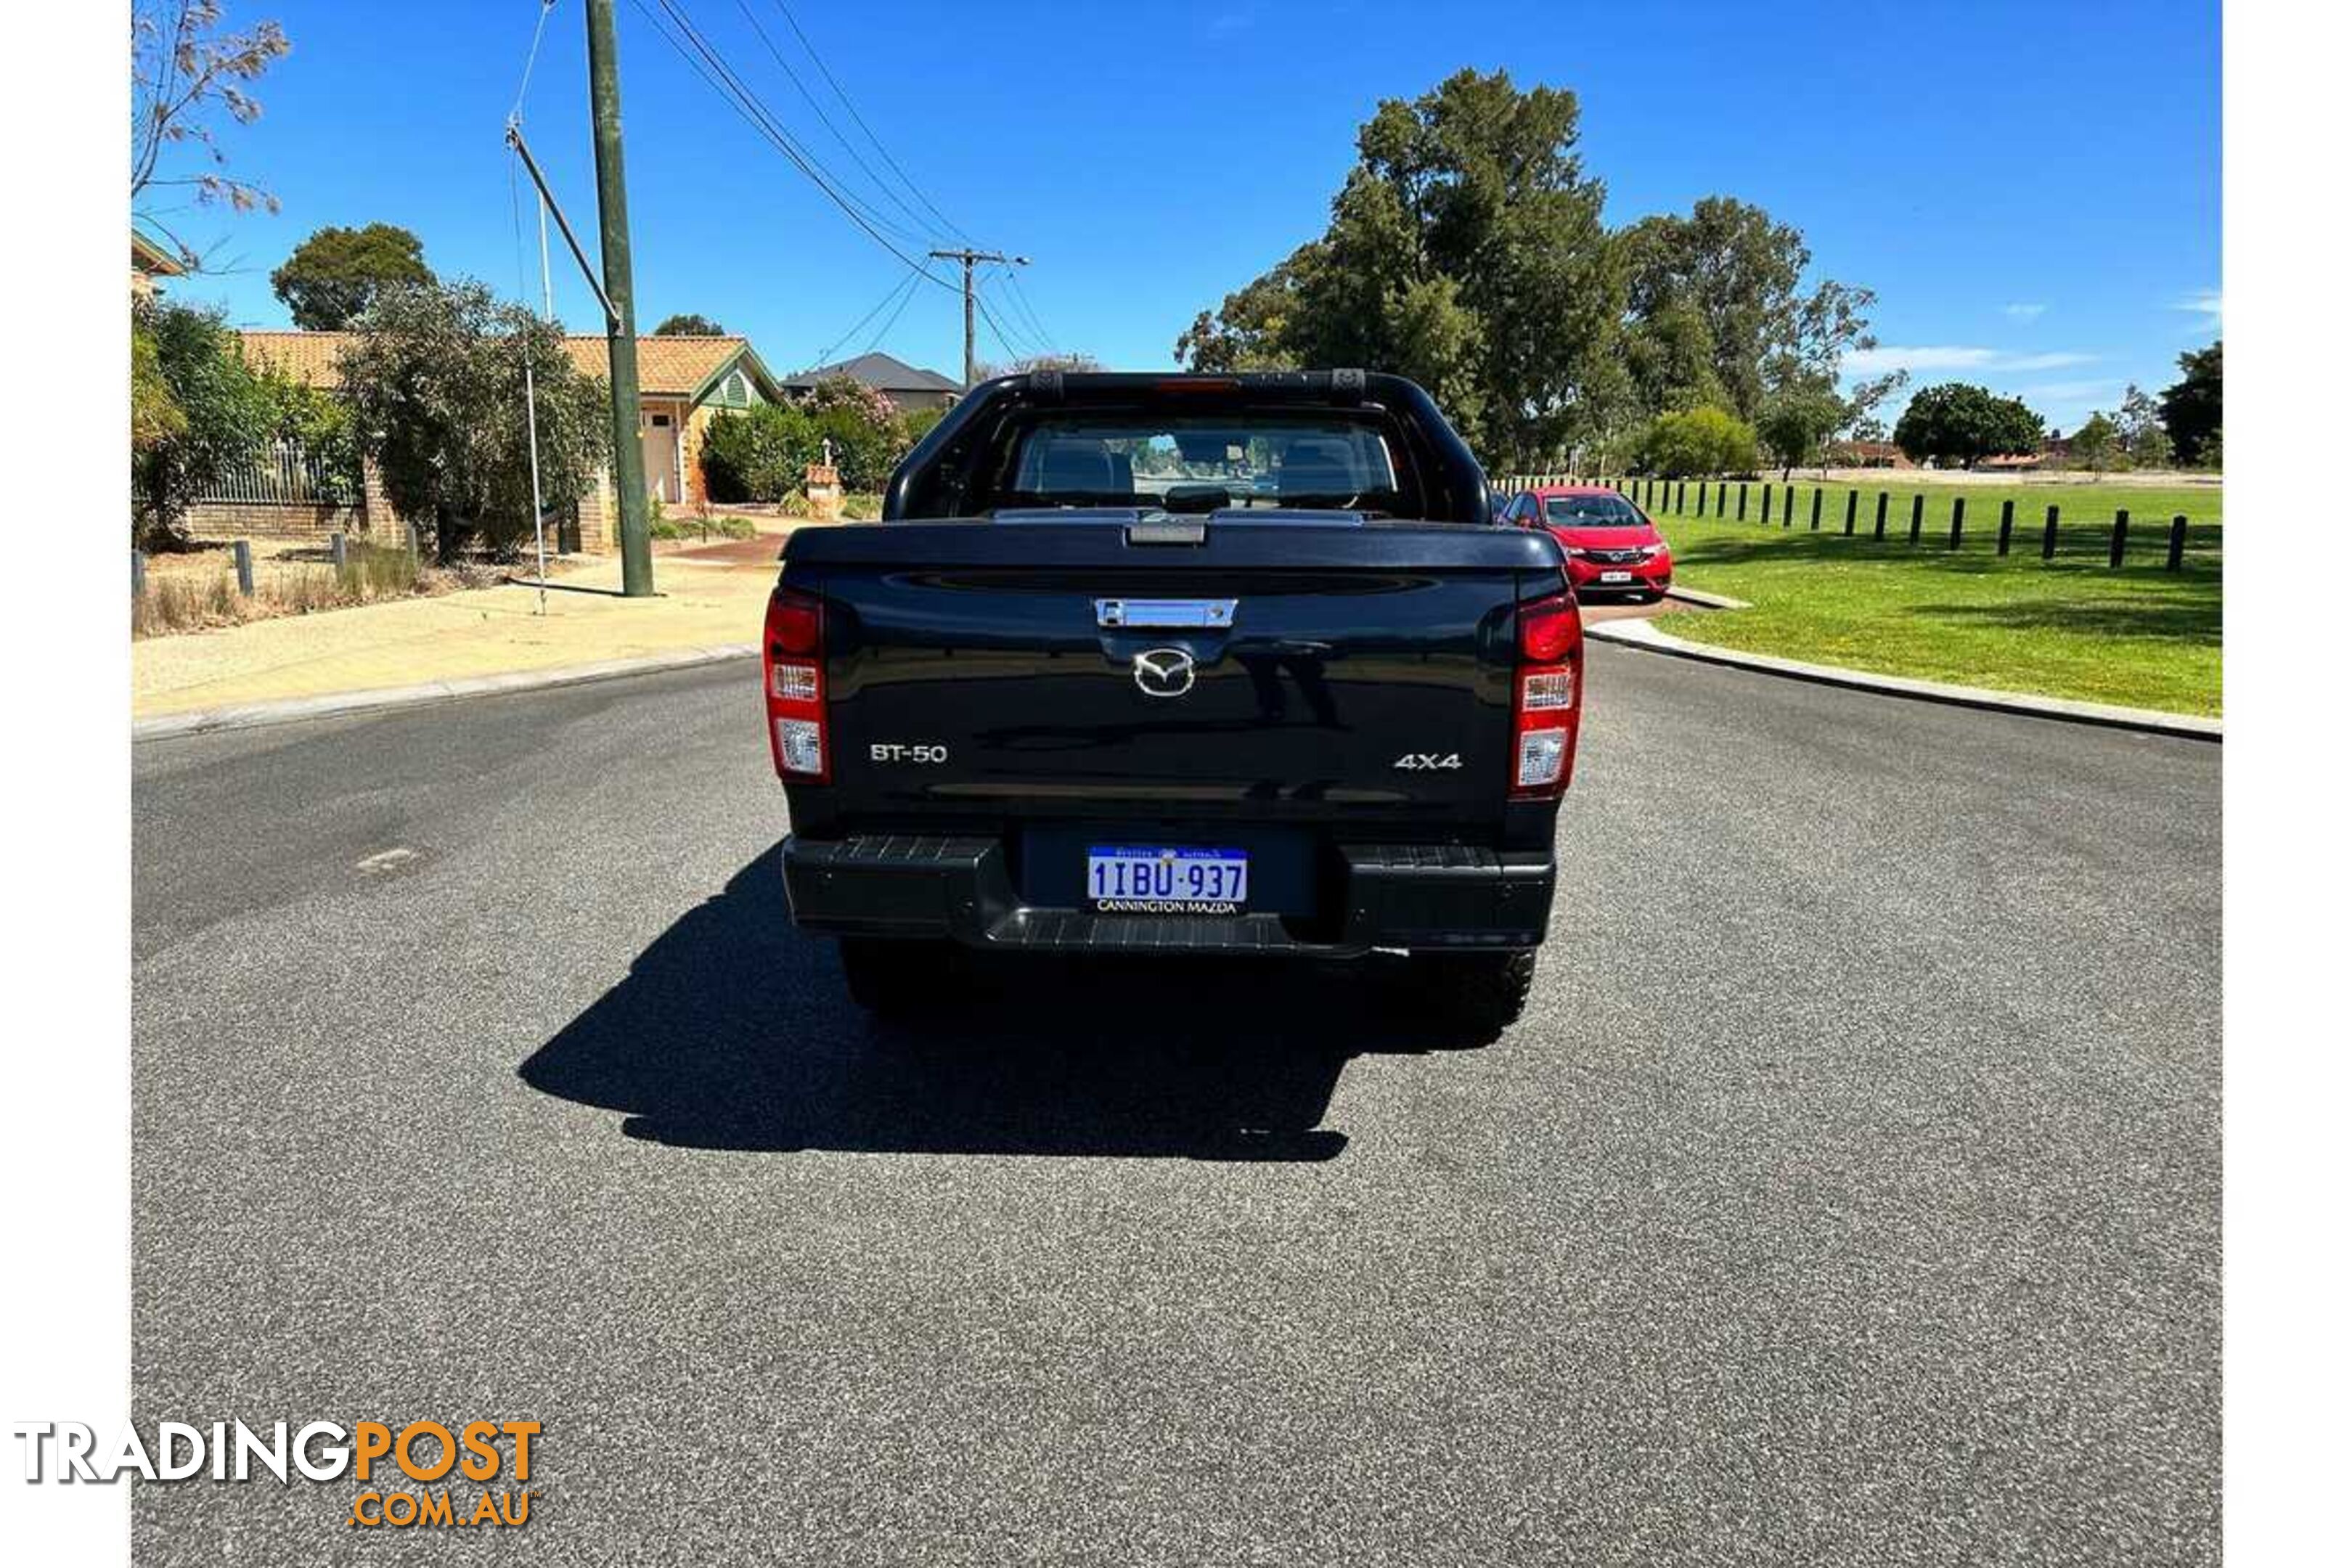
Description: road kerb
xmin=132 ymin=643 xmax=760 ymax=742
xmin=1584 ymin=616 xmax=2220 ymax=740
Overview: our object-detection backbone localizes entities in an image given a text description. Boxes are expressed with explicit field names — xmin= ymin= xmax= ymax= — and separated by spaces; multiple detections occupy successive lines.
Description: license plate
xmin=1087 ymin=846 xmax=1249 ymax=913
xmin=1598 ymin=570 xmax=1633 ymax=583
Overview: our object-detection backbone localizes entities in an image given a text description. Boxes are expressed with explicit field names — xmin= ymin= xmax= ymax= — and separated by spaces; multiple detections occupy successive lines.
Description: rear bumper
xmin=780 ymin=835 xmax=1555 ymax=957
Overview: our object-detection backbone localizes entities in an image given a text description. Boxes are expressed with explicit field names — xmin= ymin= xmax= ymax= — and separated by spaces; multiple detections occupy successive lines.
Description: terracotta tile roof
xmin=573 ymin=334 xmax=756 ymax=396
xmin=237 ymin=330 xmax=353 ymax=388
xmin=234 ymin=330 xmax=763 ymax=399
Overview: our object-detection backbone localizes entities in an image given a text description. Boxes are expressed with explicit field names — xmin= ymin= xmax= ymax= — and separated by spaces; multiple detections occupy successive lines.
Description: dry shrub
xmin=132 ymin=540 xmax=432 ymax=639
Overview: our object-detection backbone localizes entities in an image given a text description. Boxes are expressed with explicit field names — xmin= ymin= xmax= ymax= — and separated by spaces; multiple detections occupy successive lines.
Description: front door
xmin=641 ymin=411 xmax=681 ymax=505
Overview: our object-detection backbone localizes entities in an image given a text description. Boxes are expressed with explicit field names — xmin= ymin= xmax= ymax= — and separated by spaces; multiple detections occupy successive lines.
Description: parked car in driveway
xmin=767 ymin=369 xmax=1580 ymax=1032
xmin=1504 ymin=485 xmax=1673 ymax=602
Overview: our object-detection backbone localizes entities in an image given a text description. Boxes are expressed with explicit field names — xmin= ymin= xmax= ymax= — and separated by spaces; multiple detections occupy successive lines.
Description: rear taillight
xmin=1511 ymin=591 xmax=1581 ymax=797
xmin=763 ymin=587 xmax=828 ymax=781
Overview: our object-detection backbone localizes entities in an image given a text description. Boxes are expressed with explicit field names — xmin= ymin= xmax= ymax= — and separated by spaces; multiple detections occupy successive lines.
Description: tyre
xmin=1409 ymin=950 xmax=1538 ymax=1037
xmin=836 ymin=937 xmax=960 ymax=1016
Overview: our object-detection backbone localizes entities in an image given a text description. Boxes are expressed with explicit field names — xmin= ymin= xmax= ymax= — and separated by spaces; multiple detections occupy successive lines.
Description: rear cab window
xmin=976 ymin=412 xmax=1420 ymax=518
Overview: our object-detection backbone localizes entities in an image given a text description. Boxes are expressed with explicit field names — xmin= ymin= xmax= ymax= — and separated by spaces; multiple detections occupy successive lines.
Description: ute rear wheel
xmin=1408 ymin=950 xmax=1538 ymax=1037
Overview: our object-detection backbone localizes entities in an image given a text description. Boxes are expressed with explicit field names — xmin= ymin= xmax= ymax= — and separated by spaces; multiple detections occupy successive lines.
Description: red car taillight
xmin=1511 ymin=591 xmax=1581 ymax=797
xmin=763 ymin=587 xmax=828 ymax=781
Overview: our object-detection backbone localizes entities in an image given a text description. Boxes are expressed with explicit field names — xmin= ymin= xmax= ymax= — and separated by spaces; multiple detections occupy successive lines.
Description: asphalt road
xmin=131 ymin=646 xmax=2221 ymax=1565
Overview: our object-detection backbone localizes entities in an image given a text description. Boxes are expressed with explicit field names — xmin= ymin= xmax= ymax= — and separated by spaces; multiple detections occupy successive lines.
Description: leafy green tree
xmin=1892 ymin=383 xmax=2043 ymax=469
xmin=131 ymin=310 xmax=187 ymax=454
xmin=132 ymin=301 xmax=279 ymax=545
xmin=2158 ymin=341 xmax=2221 ymax=467
xmin=336 ymin=278 xmax=608 ymax=560
xmin=1755 ymin=383 xmax=1846 ymax=478
xmin=1620 ymin=296 xmax=1726 ymax=418
xmin=1174 ymin=69 xmax=1622 ymax=470
xmin=653 ymin=313 xmax=727 ymax=336
xmin=2118 ymin=384 xmax=2171 ymax=469
xmin=699 ymin=403 xmax=820 ymax=502
xmin=700 ymin=376 xmax=920 ymax=499
xmin=1636 ymin=406 xmax=1757 ymax=478
xmin=1620 ymin=197 xmax=1877 ymax=420
xmin=2070 ymin=411 xmax=2120 ymax=475
xmin=270 ymin=223 xmax=433 ymax=330
xmin=1176 ymin=74 xmax=1879 ymax=475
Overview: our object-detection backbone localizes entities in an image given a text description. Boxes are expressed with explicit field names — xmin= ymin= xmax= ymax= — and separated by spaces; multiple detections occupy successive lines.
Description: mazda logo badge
xmin=1131 ymin=647 xmax=1197 ymax=698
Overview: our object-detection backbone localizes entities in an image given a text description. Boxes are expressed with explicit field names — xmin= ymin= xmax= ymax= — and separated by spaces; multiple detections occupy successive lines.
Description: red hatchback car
xmin=1504 ymin=485 xmax=1674 ymax=602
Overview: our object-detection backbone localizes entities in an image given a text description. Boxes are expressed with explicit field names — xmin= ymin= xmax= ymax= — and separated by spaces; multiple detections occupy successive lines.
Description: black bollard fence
xmin=1998 ymin=499 xmax=2014 ymax=556
xmin=1715 ymin=481 xmax=1728 ymax=515
xmin=1757 ymin=485 xmax=1768 ymax=525
xmin=1783 ymin=483 xmax=1795 ymax=528
xmin=232 ymin=539 xmax=255 ymax=596
xmin=1844 ymin=490 xmax=1858 ymax=535
xmin=1948 ymin=495 xmax=1965 ymax=550
xmin=1908 ymin=494 xmax=1924 ymax=546
xmin=2110 ymin=509 xmax=2128 ymax=568
xmin=2042 ymin=504 xmax=2060 ymax=560
xmin=2168 ymin=513 xmax=2189 ymax=571
xmin=1874 ymin=491 xmax=1889 ymax=541
xmin=1738 ymin=482 xmax=1749 ymax=521
xmin=1675 ymin=481 xmax=1686 ymax=514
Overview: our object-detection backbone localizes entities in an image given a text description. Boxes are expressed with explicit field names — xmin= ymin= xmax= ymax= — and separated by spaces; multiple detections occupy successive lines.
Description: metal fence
xmin=197 ymin=440 xmax=362 ymax=507
xmin=1493 ymin=475 xmax=2221 ymax=572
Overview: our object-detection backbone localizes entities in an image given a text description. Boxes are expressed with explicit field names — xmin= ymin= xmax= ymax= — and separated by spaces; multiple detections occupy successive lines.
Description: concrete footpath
xmin=132 ymin=539 xmax=784 ymax=724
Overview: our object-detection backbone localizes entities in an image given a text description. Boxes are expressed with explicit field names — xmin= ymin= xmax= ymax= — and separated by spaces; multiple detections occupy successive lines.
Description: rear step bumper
xmin=780 ymin=835 xmax=1554 ymax=957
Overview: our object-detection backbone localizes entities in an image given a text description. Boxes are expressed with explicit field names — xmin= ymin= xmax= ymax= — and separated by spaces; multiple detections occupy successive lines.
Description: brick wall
xmin=181 ymin=458 xmax=625 ymax=556
xmin=184 ymin=457 xmax=394 ymax=542
xmin=181 ymin=497 xmax=372 ymax=539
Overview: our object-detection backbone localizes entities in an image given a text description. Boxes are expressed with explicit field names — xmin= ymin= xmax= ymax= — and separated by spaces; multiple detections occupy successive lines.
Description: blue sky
xmin=150 ymin=0 xmax=2219 ymax=431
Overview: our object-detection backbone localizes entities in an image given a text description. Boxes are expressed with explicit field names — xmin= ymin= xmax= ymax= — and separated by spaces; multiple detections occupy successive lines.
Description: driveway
xmin=130 ymin=647 xmax=2220 ymax=1564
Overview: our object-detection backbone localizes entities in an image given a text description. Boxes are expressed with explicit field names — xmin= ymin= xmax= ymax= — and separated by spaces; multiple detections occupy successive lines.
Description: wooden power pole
xmin=585 ymin=0 xmax=653 ymax=597
xmin=928 ymin=248 xmax=1026 ymax=387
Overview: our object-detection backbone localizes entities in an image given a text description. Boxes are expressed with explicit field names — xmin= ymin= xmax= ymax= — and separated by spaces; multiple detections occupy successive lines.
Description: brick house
xmin=218 ymin=330 xmax=783 ymax=550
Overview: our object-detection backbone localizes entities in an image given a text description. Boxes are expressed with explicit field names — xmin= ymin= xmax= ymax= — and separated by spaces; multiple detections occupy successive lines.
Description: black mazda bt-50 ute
xmin=764 ymin=369 xmax=1578 ymax=1031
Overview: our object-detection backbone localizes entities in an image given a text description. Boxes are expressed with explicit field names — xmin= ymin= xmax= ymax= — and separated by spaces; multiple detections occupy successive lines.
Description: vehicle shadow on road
xmin=518 ymin=845 xmax=1491 ymax=1161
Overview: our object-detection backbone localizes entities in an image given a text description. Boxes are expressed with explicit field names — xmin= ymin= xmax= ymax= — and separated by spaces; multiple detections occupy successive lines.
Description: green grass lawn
xmin=1630 ymin=478 xmax=2221 ymax=716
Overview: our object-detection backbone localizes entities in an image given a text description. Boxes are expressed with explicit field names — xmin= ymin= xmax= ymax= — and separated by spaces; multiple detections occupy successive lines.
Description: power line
xmin=1002 ymin=266 xmax=1058 ymax=352
xmin=989 ymin=265 xmax=1056 ymax=356
xmin=974 ymin=287 xmax=1040 ymax=364
xmin=811 ymin=271 xmax=919 ymax=367
xmin=977 ymin=273 xmax=1049 ymax=358
xmin=727 ymin=0 xmax=943 ymax=244
xmin=765 ymin=0 xmax=978 ymax=247
xmin=629 ymin=0 xmax=956 ymax=283
xmin=650 ymin=0 xmax=934 ymax=250
xmin=864 ymin=273 xmax=922 ymax=356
